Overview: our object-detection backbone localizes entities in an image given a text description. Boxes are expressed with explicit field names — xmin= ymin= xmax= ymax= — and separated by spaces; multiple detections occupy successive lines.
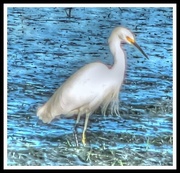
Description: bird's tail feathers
xmin=37 ymin=104 xmax=54 ymax=123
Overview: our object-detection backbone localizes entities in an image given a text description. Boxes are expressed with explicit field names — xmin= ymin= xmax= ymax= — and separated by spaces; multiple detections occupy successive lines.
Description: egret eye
xmin=126 ymin=36 xmax=135 ymax=44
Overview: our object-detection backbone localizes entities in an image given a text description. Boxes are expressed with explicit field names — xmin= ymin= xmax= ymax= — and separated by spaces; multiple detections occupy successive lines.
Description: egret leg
xmin=82 ymin=113 xmax=90 ymax=146
xmin=73 ymin=112 xmax=81 ymax=147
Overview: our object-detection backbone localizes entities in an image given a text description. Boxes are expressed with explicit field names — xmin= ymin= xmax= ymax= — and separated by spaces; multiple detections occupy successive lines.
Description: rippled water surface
xmin=6 ymin=7 xmax=173 ymax=166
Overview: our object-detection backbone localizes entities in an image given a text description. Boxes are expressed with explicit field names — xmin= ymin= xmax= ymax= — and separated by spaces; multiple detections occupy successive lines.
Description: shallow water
xmin=7 ymin=7 xmax=173 ymax=166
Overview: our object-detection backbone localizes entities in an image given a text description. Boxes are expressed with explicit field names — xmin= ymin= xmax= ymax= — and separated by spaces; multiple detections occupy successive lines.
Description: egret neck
xmin=109 ymin=37 xmax=126 ymax=80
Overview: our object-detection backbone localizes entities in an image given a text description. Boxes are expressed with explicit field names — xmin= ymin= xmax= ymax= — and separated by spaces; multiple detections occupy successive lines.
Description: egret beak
xmin=126 ymin=36 xmax=148 ymax=59
xmin=133 ymin=42 xmax=149 ymax=59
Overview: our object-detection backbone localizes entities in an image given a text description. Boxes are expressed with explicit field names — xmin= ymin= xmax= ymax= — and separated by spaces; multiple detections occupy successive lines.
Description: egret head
xmin=118 ymin=27 xmax=135 ymax=44
xmin=115 ymin=27 xmax=149 ymax=59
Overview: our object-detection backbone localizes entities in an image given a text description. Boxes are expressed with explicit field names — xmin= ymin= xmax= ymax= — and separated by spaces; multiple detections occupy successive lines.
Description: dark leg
xmin=73 ymin=113 xmax=81 ymax=147
xmin=73 ymin=124 xmax=79 ymax=147
xmin=82 ymin=113 xmax=90 ymax=146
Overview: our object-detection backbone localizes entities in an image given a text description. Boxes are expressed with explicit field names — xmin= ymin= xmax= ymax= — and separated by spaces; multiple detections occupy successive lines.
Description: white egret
xmin=37 ymin=26 xmax=148 ymax=145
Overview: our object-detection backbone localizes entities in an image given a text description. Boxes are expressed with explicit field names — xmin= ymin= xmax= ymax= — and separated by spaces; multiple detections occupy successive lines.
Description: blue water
xmin=6 ymin=7 xmax=173 ymax=166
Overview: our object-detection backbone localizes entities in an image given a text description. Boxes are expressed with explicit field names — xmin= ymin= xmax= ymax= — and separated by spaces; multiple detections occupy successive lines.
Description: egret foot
xmin=82 ymin=132 xmax=86 ymax=146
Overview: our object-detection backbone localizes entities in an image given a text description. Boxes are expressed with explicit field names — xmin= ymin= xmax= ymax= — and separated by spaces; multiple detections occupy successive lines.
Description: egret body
xmin=37 ymin=26 xmax=148 ymax=145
